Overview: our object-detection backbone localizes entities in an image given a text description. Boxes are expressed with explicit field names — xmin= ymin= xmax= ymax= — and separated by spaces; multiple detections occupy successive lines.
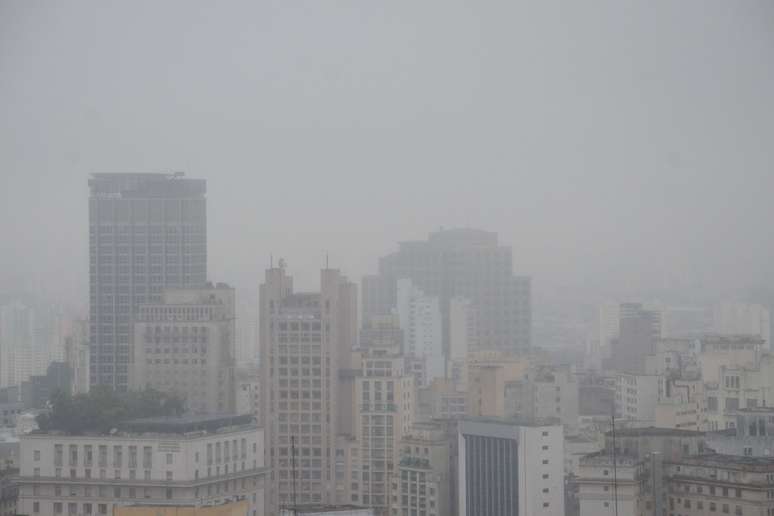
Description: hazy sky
xmin=2 ymin=0 xmax=773 ymax=309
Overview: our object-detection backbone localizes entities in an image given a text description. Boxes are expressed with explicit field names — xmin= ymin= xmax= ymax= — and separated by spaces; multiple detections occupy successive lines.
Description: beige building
xmin=351 ymin=348 xmax=414 ymax=514
xmin=417 ymin=379 xmax=466 ymax=422
xmin=131 ymin=284 xmax=236 ymax=414
xmin=665 ymin=454 xmax=774 ymax=516
xmin=577 ymin=453 xmax=649 ymax=516
xmin=466 ymin=352 xmax=530 ymax=417
xmin=16 ymin=414 xmax=266 ymax=516
xmin=654 ymin=376 xmax=708 ymax=431
xmin=393 ymin=420 xmax=454 ymax=516
xmin=260 ymin=266 xmax=357 ymax=510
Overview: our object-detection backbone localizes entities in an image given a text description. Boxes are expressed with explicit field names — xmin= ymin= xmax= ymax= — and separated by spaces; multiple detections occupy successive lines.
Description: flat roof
xmin=669 ymin=453 xmax=774 ymax=471
xmin=607 ymin=426 xmax=704 ymax=438
xmin=283 ymin=505 xmax=371 ymax=514
xmin=119 ymin=414 xmax=255 ymax=434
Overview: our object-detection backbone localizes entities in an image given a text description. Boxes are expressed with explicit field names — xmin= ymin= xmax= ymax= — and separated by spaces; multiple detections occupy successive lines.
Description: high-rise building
xmin=131 ymin=284 xmax=236 ymax=414
xmin=351 ymin=348 xmax=414 ymax=514
xmin=607 ymin=303 xmax=662 ymax=372
xmin=0 ymin=301 xmax=36 ymax=388
xmin=396 ymin=279 xmax=443 ymax=387
xmin=363 ymin=229 xmax=531 ymax=356
xmin=88 ymin=173 xmax=206 ymax=390
xmin=457 ymin=417 xmax=565 ymax=516
xmin=260 ymin=266 xmax=357 ymax=510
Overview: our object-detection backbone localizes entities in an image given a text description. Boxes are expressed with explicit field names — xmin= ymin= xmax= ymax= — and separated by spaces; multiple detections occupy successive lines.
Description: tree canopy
xmin=36 ymin=387 xmax=185 ymax=435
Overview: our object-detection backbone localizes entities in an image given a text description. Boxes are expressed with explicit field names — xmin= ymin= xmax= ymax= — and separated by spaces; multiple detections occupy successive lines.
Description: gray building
xmin=89 ymin=173 xmax=206 ymax=390
xmin=606 ymin=303 xmax=661 ymax=373
xmin=363 ymin=228 xmax=531 ymax=356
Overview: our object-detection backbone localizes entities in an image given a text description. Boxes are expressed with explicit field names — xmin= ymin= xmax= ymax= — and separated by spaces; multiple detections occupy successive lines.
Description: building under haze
xmin=259 ymin=265 xmax=357 ymax=511
xmin=362 ymin=228 xmax=531 ymax=357
xmin=131 ymin=284 xmax=236 ymax=414
xmin=88 ymin=172 xmax=206 ymax=390
xmin=606 ymin=303 xmax=662 ymax=373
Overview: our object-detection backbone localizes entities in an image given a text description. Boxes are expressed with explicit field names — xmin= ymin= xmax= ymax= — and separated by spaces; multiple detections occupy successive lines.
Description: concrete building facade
xmin=457 ymin=417 xmax=564 ymax=516
xmin=260 ymin=267 xmax=357 ymax=510
xmin=132 ymin=285 xmax=236 ymax=414
xmin=16 ymin=415 xmax=266 ymax=516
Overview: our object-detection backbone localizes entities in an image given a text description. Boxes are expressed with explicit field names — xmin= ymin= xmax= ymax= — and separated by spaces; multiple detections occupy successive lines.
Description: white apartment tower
xmin=396 ymin=279 xmax=443 ymax=387
xmin=260 ymin=266 xmax=357 ymax=511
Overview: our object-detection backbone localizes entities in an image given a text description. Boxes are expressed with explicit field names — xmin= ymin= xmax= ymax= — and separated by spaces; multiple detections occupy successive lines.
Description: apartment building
xmin=615 ymin=372 xmax=659 ymax=424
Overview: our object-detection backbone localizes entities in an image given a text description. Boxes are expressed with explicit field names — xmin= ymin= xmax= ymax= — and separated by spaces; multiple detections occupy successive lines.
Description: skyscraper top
xmin=89 ymin=172 xmax=206 ymax=199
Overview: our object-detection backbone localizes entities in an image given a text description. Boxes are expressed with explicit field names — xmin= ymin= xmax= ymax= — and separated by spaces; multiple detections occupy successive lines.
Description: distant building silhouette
xmin=363 ymin=228 xmax=531 ymax=357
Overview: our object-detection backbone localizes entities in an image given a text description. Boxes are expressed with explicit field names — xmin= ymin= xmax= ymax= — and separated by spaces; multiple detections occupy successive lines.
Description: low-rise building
xmin=665 ymin=454 xmax=774 ymax=516
xmin=16 ymin=414 xmax=266 ymax=516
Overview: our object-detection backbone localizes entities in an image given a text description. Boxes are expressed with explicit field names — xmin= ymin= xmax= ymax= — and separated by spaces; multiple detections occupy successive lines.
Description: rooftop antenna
xmin=611 ymin=401 xmax=620 ymax=516
xmin=325 ymin=253 xmax=329 ymax=269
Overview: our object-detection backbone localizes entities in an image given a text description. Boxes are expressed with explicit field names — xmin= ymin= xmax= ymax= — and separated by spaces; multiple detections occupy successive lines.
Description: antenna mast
xmin=611 ymin=403 xmax=619 ymax=516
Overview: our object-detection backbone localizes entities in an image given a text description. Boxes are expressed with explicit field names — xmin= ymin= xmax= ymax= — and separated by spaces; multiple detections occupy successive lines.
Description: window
xmin=723 ymin=504 xmax=730 ymax=514
xmin=54 ymin=502 xmax=63 ymax=514
xmin=34 ymin=450 xmax=40 ymax=461
xmin=33 ymin=502 xmax=39 ymax=513
xmin=166 ymin=470 xmax=173 ymax=480
xmin=166 ymin=453 xmax=173 ymax=465
xmin=542 ymin=474 xmax=549 ymax=479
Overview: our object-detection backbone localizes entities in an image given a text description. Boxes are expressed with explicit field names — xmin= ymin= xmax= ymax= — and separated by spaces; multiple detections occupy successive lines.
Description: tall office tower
xmin=351 ymin=347 xmax=415 ymax=514
xmin=607 ymin=303 xmax=662 ymax=372
xmin=88 ymin=173 xmax=206 ymax=390
xmin=260 ymin=266 xmax=357 ymax=510
xmin=363 ymin=228 xmax=531 ymax=357
xmin=131 ymin=284 xmax=236 ymax=414
xmin=396 ymin=279 xmax=443 ymax=387
xmin=457 ymin=417 xmax=565 ymax=516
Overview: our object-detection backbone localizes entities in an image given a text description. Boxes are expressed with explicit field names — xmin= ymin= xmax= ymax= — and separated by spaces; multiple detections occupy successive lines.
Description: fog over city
xmin=2 ymin=2 xmax=774 ymax=516
xmin=2 ymin=0 xmax=774 ymax=307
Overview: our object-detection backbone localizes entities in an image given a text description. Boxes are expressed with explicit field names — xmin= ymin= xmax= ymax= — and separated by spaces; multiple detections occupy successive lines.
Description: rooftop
xmin=282 ymin=505 xmax=372 ymax=514
xmin=607 ymin=426 xmax=704 ymax=438
xmin=669 ymin=453 xmax=774 ymax=471
xmin=462 ymin=415 xmax=561 ymax=428
xmin=120 ymin=414 xmax=254 ymax=434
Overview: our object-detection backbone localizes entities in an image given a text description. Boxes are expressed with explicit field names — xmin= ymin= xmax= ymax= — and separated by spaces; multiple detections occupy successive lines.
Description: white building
xmin=396 ymin=279 xmax=443 ymax=387
xmin=614 ymin=373 xmax=659 ymax=424
xmin=64 ymin=320 xmax=90 ymax=395
xmin=713 ymin=302 xmax=771 ymax=349
xmin=16 ymin=414 xmax=266 ymax=516
xmin=457 ymin=417 xmax=564 ymax=516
